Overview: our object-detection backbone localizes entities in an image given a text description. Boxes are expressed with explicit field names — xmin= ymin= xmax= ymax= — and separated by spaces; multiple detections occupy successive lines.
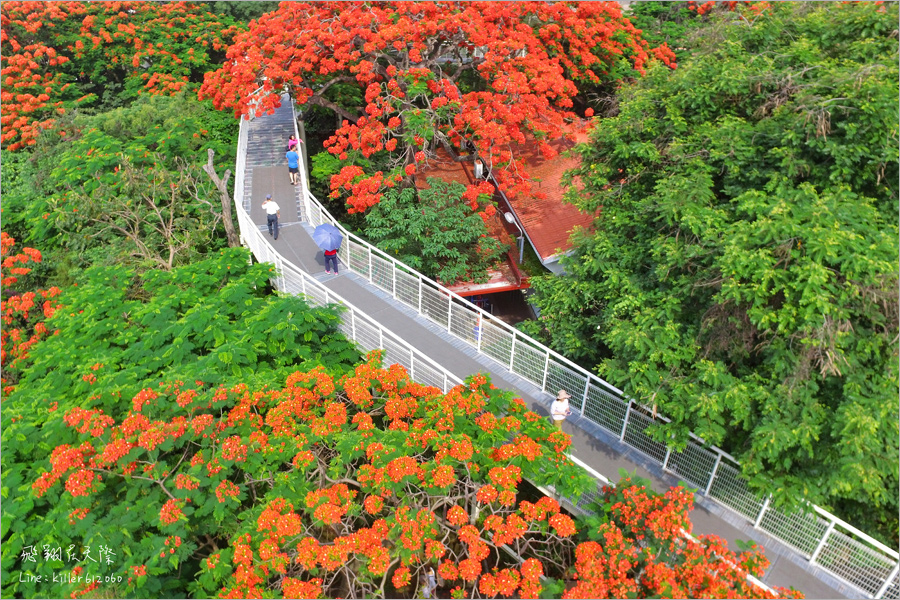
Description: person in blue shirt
xmin=286 ymin=147 xmax=300 ymax=185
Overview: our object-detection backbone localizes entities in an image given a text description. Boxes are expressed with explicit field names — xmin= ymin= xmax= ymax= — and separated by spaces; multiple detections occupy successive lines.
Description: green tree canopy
xmin=523 ymin=1 xmax=899 ymax=541
xmin=364 ymin=178 xmax=508 ymax=285
xmin=1 ymin=248 xmax=363 ymax=596
xmin=3 ymin=93 xmax=237 ymax=278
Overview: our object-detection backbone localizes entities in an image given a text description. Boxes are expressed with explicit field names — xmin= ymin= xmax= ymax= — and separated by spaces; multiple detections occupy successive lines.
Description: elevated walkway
xmin=231 ymin=95 xmax=897 ymax=600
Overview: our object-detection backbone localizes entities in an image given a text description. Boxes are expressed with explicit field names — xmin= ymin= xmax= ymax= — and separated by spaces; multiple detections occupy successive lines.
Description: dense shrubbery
xmin=364 ymin=178 xmax=508 ymax=285
xmin=523 ymin=1 xmax=899 ymax=541
xmin=2 ymin=93 xmax=237 ymax=278
xmin=1 ymin=248 xmax=362 ymax=596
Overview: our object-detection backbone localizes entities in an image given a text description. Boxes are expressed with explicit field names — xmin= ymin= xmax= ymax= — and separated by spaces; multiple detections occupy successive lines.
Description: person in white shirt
xmin=263 ymin=195 xmax=280 ymax=240
xmin=550 ymin=389 xmax=571 ymax=431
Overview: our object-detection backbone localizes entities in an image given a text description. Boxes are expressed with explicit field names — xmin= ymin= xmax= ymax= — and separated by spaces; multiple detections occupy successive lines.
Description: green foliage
xmin=528 ymin=1 xmax=899 ymax=540
xmin=12 ymin=94 xmax=237 ymax=274
xmin=1 ymin=248 xmax=361 ymax=598
xmin=0 ymin=151 xmax=40 ymax=246
xmin=364 ymin=178 xmax=508 ymax=285
xmin=626 ymin=2 xmax=706 ymax=62
xmin=191 ymin=1 xmax=279 ymax=23
xmin=310 ymin=151 xmax=345 ymax=200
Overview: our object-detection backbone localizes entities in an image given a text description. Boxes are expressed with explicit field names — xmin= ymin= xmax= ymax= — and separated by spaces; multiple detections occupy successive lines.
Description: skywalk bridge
xmin=231 ymin=93 xmax=898 ymax=600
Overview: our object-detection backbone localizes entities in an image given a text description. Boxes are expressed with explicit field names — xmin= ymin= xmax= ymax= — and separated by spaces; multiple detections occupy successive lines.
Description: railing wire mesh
xmin=233 ymin=102 xmax=900 ymax=599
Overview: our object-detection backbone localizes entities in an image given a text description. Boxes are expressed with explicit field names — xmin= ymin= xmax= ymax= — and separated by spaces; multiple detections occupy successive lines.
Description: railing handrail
xmin=232 ymin=128 xmax=778 ymax=599
xmin=239 ymin=95 xmax=899 ymax=599
xmin=234 ymin=211 xmax=461 ymax=394
xmin=562 ymin=454 xmax=780 ymax=598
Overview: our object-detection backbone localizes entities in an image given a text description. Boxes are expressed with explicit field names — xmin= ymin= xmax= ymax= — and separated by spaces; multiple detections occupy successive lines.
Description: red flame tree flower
xmin=201 ymin=1 xmax=676 ymax=213
xmin=21 ymin=349 xmax=801 ymax=599
xmin=0 ymin=1 xmax=239 ymax=151
xmin=0 ymin=232 xmax=60 ymax=391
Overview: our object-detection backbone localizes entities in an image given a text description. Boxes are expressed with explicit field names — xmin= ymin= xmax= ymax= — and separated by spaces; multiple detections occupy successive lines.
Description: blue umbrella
xmin=312 ymin=223 xmax=344 ymax=252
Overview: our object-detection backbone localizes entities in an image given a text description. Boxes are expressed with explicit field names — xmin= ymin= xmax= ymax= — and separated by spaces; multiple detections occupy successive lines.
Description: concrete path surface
xmin=248 ymin=163 xmax=852 ymax=599
xmin=238 ymin=98 xmax=863 ymax=598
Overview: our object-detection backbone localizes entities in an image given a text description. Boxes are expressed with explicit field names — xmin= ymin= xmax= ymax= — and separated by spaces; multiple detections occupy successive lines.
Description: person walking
xmin=263 ymin=194 xmax=280 ymax=240
xmin=312 ymin=222 xmax=344 ymax=276
xmin=286 ymin=134 xmax=300 ymax=151
xmin=286 ymin=144 xmax=301 ymax=185
xmin=550 ymin=390 xmax=572 ymax=431
xmin=324 ymin=248 xmax=339 ymax=274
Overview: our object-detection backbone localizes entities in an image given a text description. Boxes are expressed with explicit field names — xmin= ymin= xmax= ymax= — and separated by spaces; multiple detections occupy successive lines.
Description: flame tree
xmin=0 ymin=0 xmax=239 ymax=151
xmin=4 ymin=290 xmax=801 ymax=598
xmin=0 ymin=232 xmax=61 ymax=391
xmin=201 ymin=1 xmax=676 ymax=214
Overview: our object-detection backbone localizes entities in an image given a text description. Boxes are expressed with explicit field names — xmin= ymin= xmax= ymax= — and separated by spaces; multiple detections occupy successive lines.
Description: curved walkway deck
xmin=232 ymin=95 xmax=895 ymax=600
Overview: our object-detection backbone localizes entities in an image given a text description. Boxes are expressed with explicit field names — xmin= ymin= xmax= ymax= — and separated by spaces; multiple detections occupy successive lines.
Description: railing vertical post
xmin=509 ymin=332 xmax=517 ymax=371
xmin=753 ymin=496 xmax=771 ymax=529
xmin=580 ymin=378 xmax=590 ymax=417
xmin=704 ymin=453 xmax=723 ymax=496
xmin=876 ymin=562 xmax=900 ymax=599
xmin=476 ymin=314 xmax=483 ymax=354
xmin=379 ymin=327 xmax=384 ymax=351
xmin=540 ymin=352 xmax=551 ymax=392
xmin=303 ymin=191 xmax=312 ymax=227
xmin=662 ymin=447 xmax=672 ymax=471
xmin=447 ymin=295 xmax=453 ymax=332
xmin=351 ymin=310 xmax=356 ymax=342
xmin=620 ymin=400 xmax=633 ymax=442
xmin=810 ymin=521 xmax=836 ymax=565
xmin=392 ymin=262 xmax=397 ymax=297
xmin=368 ymin=248 xmax=373 ymax=281
xmin=418 ymin=279 xmax=423 ymax=315
xmin=300 ymin=262 xmax=307 ymax=295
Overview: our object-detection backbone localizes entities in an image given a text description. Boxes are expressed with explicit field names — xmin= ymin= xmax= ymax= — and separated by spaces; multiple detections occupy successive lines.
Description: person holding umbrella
xmin=324 ymin=248 xmax=339 ymax=274
xmin=312 ymin=222 xmax=344 ymax=275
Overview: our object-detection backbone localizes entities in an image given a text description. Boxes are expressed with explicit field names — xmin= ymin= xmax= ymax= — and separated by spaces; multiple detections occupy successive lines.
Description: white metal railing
xmin=232 ymin=126 xmax=779 ymax=597
xmin=234 ymin=205 xmax=459 ymax=394
xmin=546 ymin=455 xmax=779 ymax=597
xmin=236 ymin=100 xmax=900 ymax=599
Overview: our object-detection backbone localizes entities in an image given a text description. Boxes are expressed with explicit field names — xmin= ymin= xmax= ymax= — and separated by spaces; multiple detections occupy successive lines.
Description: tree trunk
xmin=202 ymin=148 xmax=241 ymax=248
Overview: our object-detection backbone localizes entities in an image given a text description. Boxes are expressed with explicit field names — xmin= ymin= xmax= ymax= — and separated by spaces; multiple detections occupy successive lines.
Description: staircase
xmin=242 ymin=95 xmax=302 ymax=217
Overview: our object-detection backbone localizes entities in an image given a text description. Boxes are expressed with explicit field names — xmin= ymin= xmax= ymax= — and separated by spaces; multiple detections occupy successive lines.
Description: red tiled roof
xmin=443 ymin=210 xmax=525 ymax=296
xmin=415 ymin=151 xmax=527 ymax=295
xmin=444 ymin=258 xmax=528 ymax=297
xmin=504 ymin=125 xmax=596 ymax=263
xmin=415 ymin=149 xmax=475 ymax=190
